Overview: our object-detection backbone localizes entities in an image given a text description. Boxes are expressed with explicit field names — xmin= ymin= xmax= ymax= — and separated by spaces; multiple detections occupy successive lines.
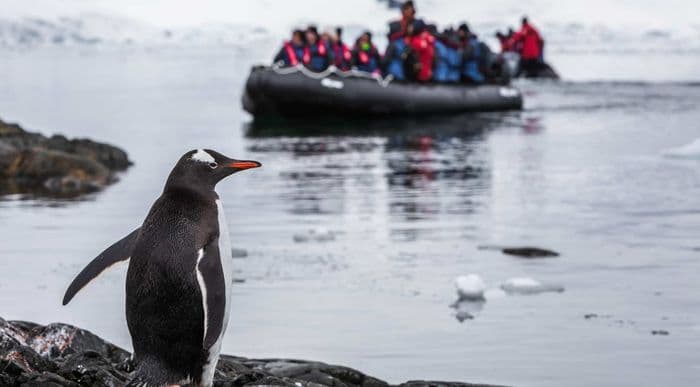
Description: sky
xmin=1 ymin=0 xmax=699 ymax=34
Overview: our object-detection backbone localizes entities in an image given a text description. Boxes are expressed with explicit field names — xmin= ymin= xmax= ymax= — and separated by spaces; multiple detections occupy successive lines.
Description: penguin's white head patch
xmin=190 ymin=149 xmax=215 ymax=164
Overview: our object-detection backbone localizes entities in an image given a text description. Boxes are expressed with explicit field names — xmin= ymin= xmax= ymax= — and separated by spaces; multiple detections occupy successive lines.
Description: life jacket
xmin=498 ymin=36 xmax=511 ymax=52
xmin=354 ymin=44 xmax=380 ymax=74
xmin=333 ymin=42 xmax=352 ymax=71
xmin=409 ymin=31 xmax=435 ymax=82
xmin=384 ymin=38 xmax=407 ymax=80
xmin=281 ymin=41 xmax=305 ymax=66
xmin=304 ymin=41 xmax=331 ymax=72
xmin=462 ymin=36 xmax=484 ymax=83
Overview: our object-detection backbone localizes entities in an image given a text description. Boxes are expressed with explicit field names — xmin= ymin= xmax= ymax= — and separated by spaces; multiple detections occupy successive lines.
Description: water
xmin=1 ymin=45 xmax=700 ymax=387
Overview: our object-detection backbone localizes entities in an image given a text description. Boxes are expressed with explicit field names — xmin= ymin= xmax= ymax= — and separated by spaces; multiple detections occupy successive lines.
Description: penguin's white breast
xmin=199 ymin=199 xmax=233 ymax=385
xmin=215 ymin=199 xmax=233 ymax=333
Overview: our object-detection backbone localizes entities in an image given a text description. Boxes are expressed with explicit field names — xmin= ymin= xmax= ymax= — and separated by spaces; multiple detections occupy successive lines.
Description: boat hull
xmin=242 ymin=66 xmax=523 ymax=117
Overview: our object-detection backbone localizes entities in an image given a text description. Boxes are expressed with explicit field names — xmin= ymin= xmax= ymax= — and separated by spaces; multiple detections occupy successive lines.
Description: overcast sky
xmin=1 ymin=0 xmax=698 ymax=35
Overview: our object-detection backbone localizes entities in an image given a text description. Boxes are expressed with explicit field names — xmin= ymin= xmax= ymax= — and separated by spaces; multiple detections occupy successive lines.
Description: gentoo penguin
xmin=62 ymin=149 xmax=261 ymax=387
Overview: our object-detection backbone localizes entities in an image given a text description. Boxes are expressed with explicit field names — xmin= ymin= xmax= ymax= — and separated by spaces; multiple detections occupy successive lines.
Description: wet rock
xmin=0 ymin=318 xmax=506 ymax=387
xmin=57 ymin=351 xmax=129 ymax=386
xmin=16 ymin=372 xmax=80 ymax=387
xmin=501 ymin=247 xmax=559 ymax=258
xmin=400 ymin=382 xmax=501 ymax=387
xmin=478 ymin=245 xmax=559 ymax=258
xmin=26 ymin=322 xmax=130 ymax=364
xmin=0 ymin=118 xmax=131 ymax=197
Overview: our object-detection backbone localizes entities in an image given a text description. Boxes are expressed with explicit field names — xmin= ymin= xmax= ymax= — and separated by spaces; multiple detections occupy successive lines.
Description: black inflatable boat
xmin=501 ymin=53 xmax=559 ymax=79
xmin=242 ymin=65 xmax=523 ymax=118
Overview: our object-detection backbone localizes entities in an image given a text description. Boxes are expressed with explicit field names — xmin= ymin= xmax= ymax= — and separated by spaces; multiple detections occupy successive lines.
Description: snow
xmin=454 ymin=274 xmax=486 ymax=301
xmin=0 ymin=1 xmax=699 ymax=52
xmin=500 ymin=277 xmax=565 ymax=295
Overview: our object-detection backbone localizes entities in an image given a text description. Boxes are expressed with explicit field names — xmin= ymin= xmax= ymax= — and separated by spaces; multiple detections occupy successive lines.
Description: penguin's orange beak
xmin=228 ymin=160 xmax=262 ymax=170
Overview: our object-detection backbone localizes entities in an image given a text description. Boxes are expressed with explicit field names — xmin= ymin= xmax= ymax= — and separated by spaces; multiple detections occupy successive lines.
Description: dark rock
xmin=501 ymin=247 xmax=559 ymax=258
xmin=17 ymin=371 xmax=80 ymax=387
xmin=24 ymin=322 xmax=130 ymax=364
xmin=0 ymin=318 xmax=507 ymax=387
xmin=0 ymin=118 xmax=131 ymax=197
xmin=400 ymin=382 xmax=500 ymax=387
xmin=478 ymin=245 xmax=559 ymax=258
xmin=57 ymin=351 xmax=129 ymax=386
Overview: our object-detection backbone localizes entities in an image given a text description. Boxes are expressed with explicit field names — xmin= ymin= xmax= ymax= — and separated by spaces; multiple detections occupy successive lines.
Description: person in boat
xmin=511 ymin=17 xmax=544 ymax=77
xmin=495 ymin=31 xmax=512 ymax=53
xmin=458 ymin=23 xmax=485 ymax=84
xmin=382 ymin=30 xmax=411 ymax=81
xmin=388 ymin=1 xmax=418 ymax=41
xmin=384 ymin=1 xmax=421 ymax=81
xmin=304 ymin=26 xmax=334 ymax=72
xmin=352 ymin=31 xmax=382 ymax=75
xmin=330 ymin=27 xmax=352 ymax=71
xmin=432 ymin=27 xmax=462 ymax=83
xmin=273 ymin=29 xmax=306 ymax=67
xmin=406 ymin=20 xmax=435 ymax=82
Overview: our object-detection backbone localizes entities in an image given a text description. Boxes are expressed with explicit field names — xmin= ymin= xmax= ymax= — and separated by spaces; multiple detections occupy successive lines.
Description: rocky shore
xmin=0 ymin=318 xmax=503 ymax=387
xmin=0 ymin=118 xmax=131 ymax=197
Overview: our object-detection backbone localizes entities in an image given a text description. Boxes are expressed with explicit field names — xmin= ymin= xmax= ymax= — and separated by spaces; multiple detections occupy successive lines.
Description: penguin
xmin=62 ymin=149 xmax=261 ymax=387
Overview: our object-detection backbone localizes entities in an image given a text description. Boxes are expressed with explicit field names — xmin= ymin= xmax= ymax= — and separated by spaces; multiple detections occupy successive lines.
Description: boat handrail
xmin=270 ymin=63 xmax=395 ymax=88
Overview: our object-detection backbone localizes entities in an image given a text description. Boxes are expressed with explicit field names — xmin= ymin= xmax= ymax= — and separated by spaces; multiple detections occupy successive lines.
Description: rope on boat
xmin=270 ymin=63 xmax=394 ymax=88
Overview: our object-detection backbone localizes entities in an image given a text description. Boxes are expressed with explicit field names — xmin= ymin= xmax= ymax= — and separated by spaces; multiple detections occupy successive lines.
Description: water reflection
xmin=245 ymin=114 xmax=508 ymax=242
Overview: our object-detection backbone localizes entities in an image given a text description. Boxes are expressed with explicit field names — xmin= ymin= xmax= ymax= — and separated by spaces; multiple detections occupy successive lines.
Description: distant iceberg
xmin=0 ymin=14 xmax=271 ymax=49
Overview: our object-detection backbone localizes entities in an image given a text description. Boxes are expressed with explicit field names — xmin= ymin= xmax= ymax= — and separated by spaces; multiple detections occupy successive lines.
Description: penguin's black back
xmin=125 ymin=189 xmax=219 ymax=384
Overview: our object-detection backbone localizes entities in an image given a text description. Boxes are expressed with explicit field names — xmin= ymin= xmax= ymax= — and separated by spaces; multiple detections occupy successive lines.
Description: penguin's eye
xmin=208 ymin=162 xmax=218 ymax=169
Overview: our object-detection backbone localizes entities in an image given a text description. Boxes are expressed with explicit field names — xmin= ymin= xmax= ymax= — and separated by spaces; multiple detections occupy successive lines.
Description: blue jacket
xmin=353 ymin=45 xmax=381 ymax=74
xmin=462 ymin=36 xmax=485 ymax=84
xmin=307 ymin=41 xmax=334 ymax=72
xmin=384 ymin=38 xmax=407 ymax=80
xmin=274 ymin=41 xmax=305 ymax=67
xmin=433 ymin=40 xmax=461 ymax=83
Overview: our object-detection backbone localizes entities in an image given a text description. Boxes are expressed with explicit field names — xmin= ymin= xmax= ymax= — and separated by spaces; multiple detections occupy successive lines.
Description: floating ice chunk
xmin=663 ymin=138 xmax=700 ymax=159
xmin=454 ymin=274 xmax=486 ymax=301
xmin=500 ymin=277 xmax=565 ymax=295
xmin=293 ymin=227 xmax=335 ymax=243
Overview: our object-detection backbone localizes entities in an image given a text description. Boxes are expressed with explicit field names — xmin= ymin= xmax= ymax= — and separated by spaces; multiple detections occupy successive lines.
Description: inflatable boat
xmin=501 ymin=52 xmax=559 ymax=79
xmin=242 ymin=65 xmax=523 ymax=118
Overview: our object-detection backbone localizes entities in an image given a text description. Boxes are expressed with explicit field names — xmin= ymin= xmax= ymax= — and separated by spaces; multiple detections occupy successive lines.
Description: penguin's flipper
xmin=62 ymin=228 xmax=141 ymax=305
xmin=195 ymin=241 xmax=227 ymax=350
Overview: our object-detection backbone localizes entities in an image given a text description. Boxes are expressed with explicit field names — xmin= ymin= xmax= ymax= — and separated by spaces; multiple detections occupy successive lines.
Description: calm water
xmin=0 ymin=48 xmax=699 ymax=387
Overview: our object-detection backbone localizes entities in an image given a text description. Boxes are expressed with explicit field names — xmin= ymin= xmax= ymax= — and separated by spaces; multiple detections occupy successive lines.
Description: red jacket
xmin=497 ymin=36 xmax=512 ymax=52
xmin=512 ymin=23 xmax=542 ymax=59
xmin=409 ymin=31 xmax=435 ymax=81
